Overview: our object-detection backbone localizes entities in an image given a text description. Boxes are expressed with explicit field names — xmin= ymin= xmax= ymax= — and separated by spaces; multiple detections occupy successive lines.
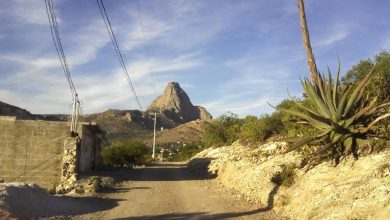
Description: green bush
xmin=271 ymin=164 xmax=296 ymax=187
xmin=342 ymin=50 xmax=390 ymax=104
xmin=276 ymin=98 xmax=320 ymax=137
xmin=239 ymin=114 xmax=284 ymax=144
xmin=204 ymin=112 xmax=242 ymax=147
xmin=168 ymin=141 xmax=205 ymax=161
xmin=204 ymin=120 xmax=228 ymax=147
xmin=101 ymin=139 xmax=149 ymax=166
xmin=204 ymin=112 xmax=287 ymax=147
xmin=342 ymin=50 xmax=390 ymax=139
xmin=88 ymin=176 xmax=103 ymax=187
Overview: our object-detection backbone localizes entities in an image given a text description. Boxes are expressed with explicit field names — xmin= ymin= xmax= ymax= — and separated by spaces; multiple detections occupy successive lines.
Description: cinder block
xmin=14 ymin=146 xmax=26 ymax=154
xmin=0 ymin=146 xmax=14 ymax=154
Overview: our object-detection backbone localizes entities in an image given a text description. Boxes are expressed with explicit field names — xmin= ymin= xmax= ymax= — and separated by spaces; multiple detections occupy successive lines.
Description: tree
xmin=203 ymin=112 xmax=242 ymax=147
xmin=342 ymin=50 xmax=390 ymax=103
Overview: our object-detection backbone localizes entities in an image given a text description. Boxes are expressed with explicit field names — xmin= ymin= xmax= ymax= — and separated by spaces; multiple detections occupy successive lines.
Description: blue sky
xmin=0 ymin=0 xmax=389 ymax=117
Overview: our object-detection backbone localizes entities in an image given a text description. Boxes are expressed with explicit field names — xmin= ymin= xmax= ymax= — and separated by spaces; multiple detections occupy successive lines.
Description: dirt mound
xmin=189 ymin=141 xmax=390 ymax=219
xmin=146 ymin=82 xmax=212 ymax=123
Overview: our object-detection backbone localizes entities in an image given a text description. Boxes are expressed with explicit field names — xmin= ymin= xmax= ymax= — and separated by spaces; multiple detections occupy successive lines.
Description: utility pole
xmin=152 ymin=112 xmax=157 ymax=159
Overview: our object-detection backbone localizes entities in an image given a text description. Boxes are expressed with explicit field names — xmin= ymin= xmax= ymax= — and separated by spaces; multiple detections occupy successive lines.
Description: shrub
xmin=276 ymin=98 xmax=320 ymax=137
xmin=87 ymin=176 xmax=103 ymax=192
xmin=74 ymin=185 xmax=85 ymax=194
xmin=204 ymin=112 xmax=287 ymax=147
xmin=204 ymin=120 xmax=228 ymax=147
xmin=169 ymin=141 xmax=205 ymax=161
xmin=204 ymin=112 xmax=242 ymax=147
xmin=219 ymin=112 xmax=243 ymax=144
xmin=101 ymin=139 xmax=149 ymax=166
xmin=88 ymin=176 xmax=103 ymax=187
xmin=271 ymin=164 xmax=296 ymax=187
xmin=239 ymin=114 xmax=284 ymax=144
xmin=342 ymin=50 xmax=390 ymax=104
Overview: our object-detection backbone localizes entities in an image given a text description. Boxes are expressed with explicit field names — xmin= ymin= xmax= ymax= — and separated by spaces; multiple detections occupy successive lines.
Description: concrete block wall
xmin=0 ymin=117 xmax=69 ymax=187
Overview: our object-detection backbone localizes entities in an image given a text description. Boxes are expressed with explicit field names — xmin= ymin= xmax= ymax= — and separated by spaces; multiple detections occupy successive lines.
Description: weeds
xmin=271 ymin=164 xmax=296 ymax=187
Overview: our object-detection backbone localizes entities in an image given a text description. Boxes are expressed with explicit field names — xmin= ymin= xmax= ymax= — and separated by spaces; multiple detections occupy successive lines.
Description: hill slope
xmin=0 ymin=101 xmax=34 ymax=119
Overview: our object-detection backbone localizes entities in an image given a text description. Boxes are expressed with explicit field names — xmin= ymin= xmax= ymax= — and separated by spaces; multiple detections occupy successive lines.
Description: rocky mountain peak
xmin=146 ymin=82 xmax=212 ymax=123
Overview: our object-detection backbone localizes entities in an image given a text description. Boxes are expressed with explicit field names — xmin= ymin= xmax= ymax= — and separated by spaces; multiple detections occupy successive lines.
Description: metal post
xmin=70 ymin=95 xmax=77 ymax=133
xmin=152 ymin=112 xmax=157 ymax=159
xmin=70 ymin=94 xmax=80 ymax=135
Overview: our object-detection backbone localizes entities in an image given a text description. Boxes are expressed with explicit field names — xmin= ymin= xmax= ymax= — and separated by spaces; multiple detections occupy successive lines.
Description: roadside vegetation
xmin=167 ymin=141 xmax=205 ymax=161
xmin=204 ymin=50 xmax=390 ymax=164
xmin=101 ymin=138 xmax=150 ymax=166
xmin=203 ymin=0 xmax=389 ymax=166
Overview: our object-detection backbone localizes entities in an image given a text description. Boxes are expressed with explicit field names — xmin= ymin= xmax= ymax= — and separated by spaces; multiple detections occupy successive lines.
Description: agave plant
xmin=277 ymin=64 xmax=390 ymax=162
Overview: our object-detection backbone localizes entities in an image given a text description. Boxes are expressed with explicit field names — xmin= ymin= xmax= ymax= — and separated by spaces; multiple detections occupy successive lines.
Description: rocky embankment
xmin=188 ymin=141 xmax=390 ymax=220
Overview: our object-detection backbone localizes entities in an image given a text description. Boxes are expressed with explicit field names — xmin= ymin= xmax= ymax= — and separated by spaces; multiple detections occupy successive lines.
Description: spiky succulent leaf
xmin=278 ymin=64 xmax=390 ymax=163
xmin=343 ymin=66 xmax=376 ymax=116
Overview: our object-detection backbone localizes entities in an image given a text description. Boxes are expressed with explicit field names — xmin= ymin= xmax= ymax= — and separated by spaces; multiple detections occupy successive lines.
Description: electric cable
xmin=44 ymin=0 xmax=80 ymax=133
xmin=97 ymin=0 xmax=143 ymax=111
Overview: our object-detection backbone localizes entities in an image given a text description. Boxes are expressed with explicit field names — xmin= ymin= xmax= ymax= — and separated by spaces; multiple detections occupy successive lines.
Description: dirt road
xmin=1 ymin=163 xmax=282 ymax=219
xmin=93 ymin=163 xmax=280 ymax=220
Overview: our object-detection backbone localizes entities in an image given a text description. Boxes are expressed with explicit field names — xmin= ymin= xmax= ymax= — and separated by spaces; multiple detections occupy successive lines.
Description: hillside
xmin=189 ymin=141 xmax=390 ymax=219
xmin=0 ymin=82 xmax=212 ymax=144
xmin=81 ymin=109 xmax=178 ymax=142
xmin=0 ymin=101 xmax=34 ymax=119
xmin=141 ymin=119 xmax=210 ymax=146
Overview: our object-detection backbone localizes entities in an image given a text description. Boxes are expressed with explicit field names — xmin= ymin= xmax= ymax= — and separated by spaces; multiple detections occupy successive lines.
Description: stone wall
xmin=0 ymin=117 xmax=104 ymax=188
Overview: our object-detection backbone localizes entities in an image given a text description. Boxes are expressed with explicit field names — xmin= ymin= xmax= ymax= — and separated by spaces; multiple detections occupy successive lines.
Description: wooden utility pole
xmin=298 ymin=0 xmax=318 ymax=82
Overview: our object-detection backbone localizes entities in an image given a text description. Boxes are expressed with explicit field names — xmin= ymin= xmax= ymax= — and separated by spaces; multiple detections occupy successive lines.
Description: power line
xmin=136 ymin=0 xmax=159 ymax=160
xmin=44 ymin=0 xmax=80 ymax=133
xmin=97 ymin=0 xmax=143 ymax=111
xmin=44 ymin=0 xmax=76 ymax=96
xmin=136 ymin=0 xmax=155 ymax=89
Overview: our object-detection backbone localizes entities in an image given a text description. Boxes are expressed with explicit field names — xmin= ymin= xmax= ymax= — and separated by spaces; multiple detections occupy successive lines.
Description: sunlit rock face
xmin=146 ymin=82 xmax=212 ymax=123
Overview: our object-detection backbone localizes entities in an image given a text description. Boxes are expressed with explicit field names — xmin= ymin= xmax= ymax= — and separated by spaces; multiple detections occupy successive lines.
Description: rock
xmin=0 ymin=179 xmax=4 ymax=183
xmin=146 ymin=82 xmax=212 ymax=123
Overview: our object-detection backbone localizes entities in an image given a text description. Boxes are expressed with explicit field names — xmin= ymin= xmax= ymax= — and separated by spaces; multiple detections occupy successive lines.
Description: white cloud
xmin=0 ymin=50 xmax=203 ymax=114
xmin=0 ymin=0 xmax=52 ymax=25
xmin=314 ymin=24 xmax=349 ymax=48
xmin=65 ymin=22 xmax=110 ymax=67
xmin=121 ymin=17 xmax=174 ymax=51
xmin=130 ymin=52 xmax=203 ymax=78
xmin=202 ymin=92 xmax=286 ymax=116
xmin=0 ymin=19 xmax=109 ymax=70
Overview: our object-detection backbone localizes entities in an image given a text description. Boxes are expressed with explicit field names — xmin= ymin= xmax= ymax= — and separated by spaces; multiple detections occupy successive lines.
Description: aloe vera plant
xmin=278 ymin=64 xmax=390 ymax=161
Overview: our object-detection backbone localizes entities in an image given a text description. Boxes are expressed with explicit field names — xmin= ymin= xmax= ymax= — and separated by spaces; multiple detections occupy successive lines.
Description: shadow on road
xmin=128 ymin=161 xmax=217 ymax=181
xmin=115 ymin=184 xmax=281 ymax=220
xmin=4 ymin=186 xmax=124 ymax=219
xmin=80 ymin=158 xmax=216 ymax=182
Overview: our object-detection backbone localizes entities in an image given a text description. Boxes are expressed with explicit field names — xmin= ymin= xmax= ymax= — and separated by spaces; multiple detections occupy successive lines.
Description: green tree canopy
xmin=342 ymin=50 xmax=390 ymax=102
